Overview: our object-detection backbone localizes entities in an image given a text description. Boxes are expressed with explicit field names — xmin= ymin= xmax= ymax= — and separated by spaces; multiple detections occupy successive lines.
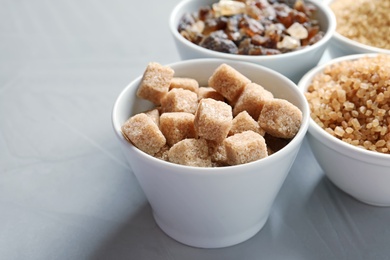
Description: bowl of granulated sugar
xmin=299 ymin=53 xmax=390 ymax=207
xmin=328 ymin=0 xmax=390 ymax=57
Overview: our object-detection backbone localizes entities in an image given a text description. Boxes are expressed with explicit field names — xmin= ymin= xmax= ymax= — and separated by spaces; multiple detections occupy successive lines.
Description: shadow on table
xmin=301 ymin=174 xmax=390 ymax=260
xmin=90 ymin=202 xmax=181 ymax=260
xmin=306 ymin=172 xmax=377 ymax=211
xmin=90 ymin=171 xmax=390 ymax=260
xmin=89 ymin=177 xmax=362 ymax=260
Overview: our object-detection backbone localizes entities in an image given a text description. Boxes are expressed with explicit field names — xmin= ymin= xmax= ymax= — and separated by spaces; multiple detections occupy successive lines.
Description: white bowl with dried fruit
xmin=299 ymin=53 xmax=390 ymax=206
xmin=112 ymin=59 xmax=309 ymax=248
xmin=169 ymin=0 xmax=336 ymax=83
xmin=327 ymin=0 xmax=390 ymax=58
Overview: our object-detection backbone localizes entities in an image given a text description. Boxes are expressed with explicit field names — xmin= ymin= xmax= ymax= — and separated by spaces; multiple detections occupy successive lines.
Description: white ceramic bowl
xmin=112 ymin=59 xmax=310 ymax=248
xmin=169 ymin=0 xmax=336 ymax=83
xmin=298 ymin=53 xmax=390 ymax=207
xmin=329 ymin=32 xmax=390 ymax=58
xmin=326 ymin=0 xmax=390 ymax=58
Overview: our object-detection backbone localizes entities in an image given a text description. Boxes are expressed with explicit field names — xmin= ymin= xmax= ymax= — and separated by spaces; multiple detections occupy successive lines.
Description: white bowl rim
xmin=112 ymin=58 xmax=310 ymax=174
xmin=169 ymin=0 xmax=337 ymax=61
xmin=326 ymin=0 xmax=390 ymax=54
xmin=298 ymin=53 xmax=390 ymax=165
xmin=332 ymin=31 xmax=390 ymax=54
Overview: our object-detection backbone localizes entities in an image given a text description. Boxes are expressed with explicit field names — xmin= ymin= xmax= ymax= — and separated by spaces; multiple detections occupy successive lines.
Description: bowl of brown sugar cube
xmin=169 ymin=0 xmax=336 ymax=83
xmin=299 ymin=53 xmax=390 ymax=207
xmin=112 ymin=59 xmax=310 ymax=248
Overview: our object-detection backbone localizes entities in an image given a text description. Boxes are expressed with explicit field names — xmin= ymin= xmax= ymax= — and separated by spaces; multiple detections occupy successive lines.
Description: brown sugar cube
xmin=258 ymin=98 xmax=302 ymax=139
xmin=197 ymin=87 xmax=225 ymax=101
xmin=154 ymin=144 xmax=170 ymax=161
xmin=160 ymin=112 xmax=196 ymax=146
xmin=121 ymin=113 xmax=166 ymax=155
xmin=136 ymin=62 xmax=174 ymax=105
xmin=161 ymin=88 xmax=198 ymax=114
xmin=194 ymin=98 xmax=233 ymax=143
xmin=144 ymin=108 xmax=160 ymax=127
xmin=208 ymin=63 xmax=251 ymax=103
xmin=233 ymin=82 xmax=274 ymax=119
xmin=168 ymin=138 xmax=212 ymax=167
xmin=170 ymin=77 xmax=199 ymax=93
xmin=229 ymin=111 xmax=265 ymax=136
xmin=224 ymin=130 xmax=268 ymax=165
xmin=207 ymin=140 xmax=228 ymax=166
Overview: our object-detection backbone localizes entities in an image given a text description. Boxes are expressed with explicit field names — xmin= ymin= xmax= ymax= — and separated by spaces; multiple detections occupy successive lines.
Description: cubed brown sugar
xmin=229 ymin=111 xmax=265 ymax=136
xmin=136 ymin=62 xmax=174 ymax=105
xmin=144 ymin=108 xmax=160 ymax=127
xmin=197 ymin=87 xmax=225 ymax=101
xmin=121 ymin=113 xmax=166 ymax=155
xmin=258 ymin=98 xmax=302 ymax=138
xmin=207 ymin=140 xmax=228 ymax=165
xmin=233 ymin=82 xmax=274 ymax=119
xmin=154 ymin=144 xmax=170 ymax=161
xmin=161 ymin=88 xmax=198 ymax=114
xmin=168 ymin=138 xmax=212 ymax=167
xmin=194 ymin=98 xmax=233 ymax=143
xmin=160 ymin=112 xmax=196 ymax=146
xmin=224 ymin=131 xmax=268 ymax=165
xmin=208 ymin=63 xmax=251 ymax=103
xmin=170 ymin=77 xmax=199 ymax=93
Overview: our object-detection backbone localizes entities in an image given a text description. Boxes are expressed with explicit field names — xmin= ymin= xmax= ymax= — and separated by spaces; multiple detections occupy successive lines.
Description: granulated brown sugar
xmin=305 ymin=54 xmax=390 ymax=153
xmin=330 ymin=0 xmax=390 ymax=49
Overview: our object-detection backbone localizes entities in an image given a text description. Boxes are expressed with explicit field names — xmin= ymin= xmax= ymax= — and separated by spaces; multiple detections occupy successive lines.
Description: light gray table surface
xmin=1 ymin=0 xmax=390 ymax=259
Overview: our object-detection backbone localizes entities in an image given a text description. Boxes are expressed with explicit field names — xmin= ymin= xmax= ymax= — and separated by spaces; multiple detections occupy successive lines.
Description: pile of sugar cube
xmin=121 ymin=62 xmax=302 ymax=167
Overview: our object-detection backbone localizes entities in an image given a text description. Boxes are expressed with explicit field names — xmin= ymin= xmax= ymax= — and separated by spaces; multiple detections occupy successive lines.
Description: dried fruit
xmin=200 ymin=33 xmax=239 ymax=53
xmin=178 ymin=0 xmax=324 ymax=55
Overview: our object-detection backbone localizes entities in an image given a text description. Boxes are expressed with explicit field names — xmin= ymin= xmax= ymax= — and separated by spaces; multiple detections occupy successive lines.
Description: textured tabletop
xmin=1 ymin=0 xmax=390 ymax=259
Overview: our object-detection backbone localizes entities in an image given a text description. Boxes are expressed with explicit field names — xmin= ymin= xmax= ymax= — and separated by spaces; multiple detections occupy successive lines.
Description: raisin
xmin=203 ymin=17 xmax=228 ymax=35
xmin=238 ymin=38 xmax=253 ymax=54
xmin=198 ymin=6 xmax=213 ymax=21
xmin=239 ymin=15 xmax=265 ymax=37
xmin=178 ymin=13 xmax=195 ymax=31
xmin=200 ymin=34 xmax=238 ymax=54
